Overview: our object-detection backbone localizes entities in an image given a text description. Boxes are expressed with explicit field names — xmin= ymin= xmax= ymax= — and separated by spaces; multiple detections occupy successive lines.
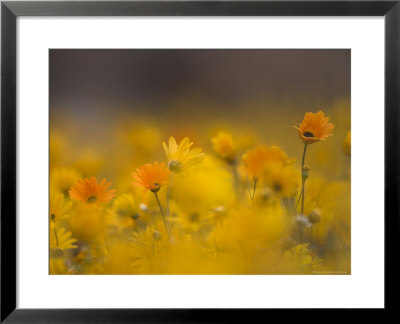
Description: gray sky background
xmin=50 ymin=49 xmax=350 ymax=116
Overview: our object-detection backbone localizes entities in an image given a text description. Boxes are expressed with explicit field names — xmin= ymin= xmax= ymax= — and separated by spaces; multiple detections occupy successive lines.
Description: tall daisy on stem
xmin=211 ymin=132 xmax=240 ymax=192
xmin=69 ymin=176 xmax=115 ymax=256
xmin=211 ymin=132 xmax=237 ymax=163
xmin=294 ymin=111 xmax=334 ymax=214
xmin=132 ymin=162 xmax=171 ymax=238
xmin=163 ymin=137 xmax=205 ymax=216
xmin=242 ymin=145 xmax=288 ymax=204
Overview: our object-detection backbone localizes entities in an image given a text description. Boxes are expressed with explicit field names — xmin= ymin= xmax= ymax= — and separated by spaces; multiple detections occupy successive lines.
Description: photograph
xmin=49 ymin=49 xmax=351 ymax=275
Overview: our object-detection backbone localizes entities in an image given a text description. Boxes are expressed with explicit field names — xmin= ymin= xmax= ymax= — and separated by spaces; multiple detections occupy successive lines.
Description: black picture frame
xmin=1 ymin=0 xmax=398 ymax=322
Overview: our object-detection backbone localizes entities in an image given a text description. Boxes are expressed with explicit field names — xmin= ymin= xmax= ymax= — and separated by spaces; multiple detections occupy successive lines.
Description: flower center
xmin=189 ymin=213 xmax=200 ymax=222
xmin=168 ymin=160 xmax=182 ymax=172
xmin=51 ymin=213 xmax=56 ymax=221
xmin=303 ymin=131 xmax=314 ymax=138
xmin=273 ymin=183 xmax=282 ymax=192
xmin=87 ymin=195 xmax=97 ymax=203
xmin=152 ymin=230 xmax=162 ymax=241
xmin=150 ymin=183 xmax=161 ymax=192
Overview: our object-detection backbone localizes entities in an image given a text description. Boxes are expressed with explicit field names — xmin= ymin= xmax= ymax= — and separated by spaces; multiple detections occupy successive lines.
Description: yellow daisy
xmin=163 ymin=137 xmax=205 ymax=173
xmin=107 ymin=193 xmax=149 ymax=230
xmin=50 ymin=225 xmax=78 ymax=253
xmin=211 ymin=132 xmax=237 ymax=162
xmin=50 ymin=191 xmax=72 ymax=223
xmin=343 ymin=131 xmax=351 ymax=156
xmin=263 ymin=165 xmax=299 ymax=197
xmin=50 ymin=167 xmax=81 ymax=196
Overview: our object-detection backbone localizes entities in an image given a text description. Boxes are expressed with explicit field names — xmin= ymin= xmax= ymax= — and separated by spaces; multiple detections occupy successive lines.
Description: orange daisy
xmin=295 ymin=111 xmax=334 ymax=144
xmin=69 ymin=177 xmax=116 ymax=204
xmin=132 ymin=161 xmax=171 ymax=192
xmin=243 ymin=145 xmax=288 ymax=180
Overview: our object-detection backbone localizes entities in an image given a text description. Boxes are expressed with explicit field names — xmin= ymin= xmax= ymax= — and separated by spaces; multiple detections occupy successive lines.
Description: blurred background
xmin=50 ymin=49 xmax=350 ymax=112
xmin=50 ymin=49 xmax=350 ymax=179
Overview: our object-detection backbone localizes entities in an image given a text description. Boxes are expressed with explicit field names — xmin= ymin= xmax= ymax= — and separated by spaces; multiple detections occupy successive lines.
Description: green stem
xmin=53 ymin=226 xmax=59 ymax=247
xmin=232 ymin=161 xmax=239 ymax=192
xmin=252 ymin=178 xmax=258 ymax=203
xmin=300 ymin=143 xmax=308 ymax=214
xmin=166 ymin=172 xmax=174 ymax=217
xmin=301 ymin=143 xmax=308 ymax=169
xmin=280 ymin=199 xmax=287 ymax=218
xmin=100 ymin=209 xmax=109 ymax=258
xmin=245 ymin=170 xmax=252 ymax=202
xmin=296 ymin=191 xmax=302 ymax=209
xmin=154 ymin=191 xmax=169 ymax=239
xmin=166 ymin=172 xmax=174 ymax=235
xmin=301 ymin=183 xmax=305 ymax=214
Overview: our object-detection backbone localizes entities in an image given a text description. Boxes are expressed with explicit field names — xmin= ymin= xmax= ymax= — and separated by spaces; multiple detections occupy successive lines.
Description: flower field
xmin=50 ymin=106 xmax=351 ymax=275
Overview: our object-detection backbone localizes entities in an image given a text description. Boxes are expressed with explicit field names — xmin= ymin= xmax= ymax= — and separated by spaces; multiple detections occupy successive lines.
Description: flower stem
xmin=154 ymin=191 xmax=169 ymax=239
xmin=166 ymin=172 xmax=174 ymax=235
xmin=100 ymin=208 xmax=109 ymax=259
xmin=252 ymin=178 xmax=258 ymax=203
xmin=53 ymin=226 xmax=59 ymax=247
xmin=300 ymin=143 xmax=308 ymax=214
xmin=246 ymin=170 xmax=252 ymax=200
xmin=166 ymin=172 xmax=174 ymax=217
xmin=296 ymin=192 xmax=301 ymax=209
xmin=231 ymin=161 xmax=239 ymax=192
